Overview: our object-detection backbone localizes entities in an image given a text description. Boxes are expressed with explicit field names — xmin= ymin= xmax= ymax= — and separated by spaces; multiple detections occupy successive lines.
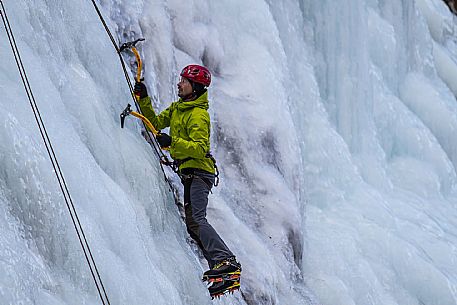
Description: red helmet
xmin=180 ymin=64 xmax=211 ymax=87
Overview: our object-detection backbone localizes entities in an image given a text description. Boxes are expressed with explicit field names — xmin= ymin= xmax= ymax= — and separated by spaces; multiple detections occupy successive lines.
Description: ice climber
xmin=134 ymin=64 xmax=241 ymax=297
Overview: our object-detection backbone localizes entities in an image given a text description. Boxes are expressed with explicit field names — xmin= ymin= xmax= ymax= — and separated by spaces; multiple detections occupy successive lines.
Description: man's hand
xmin=156 ymin=132 xmax=172 ymax=148
xmin=134 ymin=82 xmax=148 ymax=99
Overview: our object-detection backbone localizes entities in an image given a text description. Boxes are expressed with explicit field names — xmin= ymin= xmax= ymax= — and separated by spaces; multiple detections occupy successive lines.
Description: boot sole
xmin=202 ymin=270 xmax=241 ymax=282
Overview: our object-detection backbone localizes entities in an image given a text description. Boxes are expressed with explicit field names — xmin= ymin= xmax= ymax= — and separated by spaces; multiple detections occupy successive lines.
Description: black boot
xmin=202 ymin=257 xmax=241 ymax=281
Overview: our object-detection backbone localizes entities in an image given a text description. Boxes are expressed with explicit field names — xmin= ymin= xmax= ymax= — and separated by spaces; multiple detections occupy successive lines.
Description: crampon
xmin=203 ymin=270 xmax=241 ymax=299
xmin=208 ymin=280 xmax=241 ymax=299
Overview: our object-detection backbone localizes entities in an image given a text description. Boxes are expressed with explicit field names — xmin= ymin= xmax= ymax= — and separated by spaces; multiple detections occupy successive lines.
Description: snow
xmin=1 ymin=0 xmax=457 ymax=305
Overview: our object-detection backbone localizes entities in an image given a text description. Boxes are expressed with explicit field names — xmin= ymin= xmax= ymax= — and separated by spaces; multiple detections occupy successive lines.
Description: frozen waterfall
xmin=1 ymin=0 xmax=457 ymax=304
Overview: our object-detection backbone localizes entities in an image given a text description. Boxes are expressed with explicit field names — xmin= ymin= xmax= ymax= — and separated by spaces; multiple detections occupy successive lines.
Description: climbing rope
xmin=0 ymin=2 xmax=110 ymax=304
xmin=88 ymin=0 xmax=182 ymax=203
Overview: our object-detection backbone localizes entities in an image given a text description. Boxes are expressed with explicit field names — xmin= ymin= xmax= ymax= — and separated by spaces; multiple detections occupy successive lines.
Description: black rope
xmin=0 ymin=2 xmax=110 ymax=304
xmin=88 ymin=0 xmax=180 ymax=199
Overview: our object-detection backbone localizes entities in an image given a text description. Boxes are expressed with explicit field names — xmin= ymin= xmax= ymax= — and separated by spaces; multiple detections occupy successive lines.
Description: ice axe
xmin=120 ymin=103 xmax=158 ymax=135
xmin=119 ymin=39 xmax=164 ymax=145
xmin=119 ymin=38 xmax=145 ymax=84
xmin=120 ymin=103 xmax=132 ymax=129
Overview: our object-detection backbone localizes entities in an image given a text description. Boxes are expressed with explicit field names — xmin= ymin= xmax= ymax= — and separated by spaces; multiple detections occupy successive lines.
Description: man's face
xmin=178 ymin=77 xmax=193 ymax=98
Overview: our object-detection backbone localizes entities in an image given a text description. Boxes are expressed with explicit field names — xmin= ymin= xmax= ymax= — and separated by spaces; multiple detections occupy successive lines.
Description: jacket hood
xmin=177 ymin=91 xmax=209 ymax=111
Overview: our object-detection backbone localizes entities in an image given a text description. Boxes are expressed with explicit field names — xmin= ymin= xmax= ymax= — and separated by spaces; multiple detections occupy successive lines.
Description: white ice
xmin=0 ymin=0 xmax=457 ymax=305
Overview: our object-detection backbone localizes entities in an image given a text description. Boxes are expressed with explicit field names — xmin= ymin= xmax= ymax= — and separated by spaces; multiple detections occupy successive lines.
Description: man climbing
xmin=134 ymin=64 xmax=241 ymax=297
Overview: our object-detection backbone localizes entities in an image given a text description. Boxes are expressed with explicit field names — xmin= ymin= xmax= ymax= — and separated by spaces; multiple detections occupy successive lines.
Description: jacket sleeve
xmin=171 ymin=110 xmax=210 ymax=159
xmin=137 ymin=96 xmax=172 ymax=131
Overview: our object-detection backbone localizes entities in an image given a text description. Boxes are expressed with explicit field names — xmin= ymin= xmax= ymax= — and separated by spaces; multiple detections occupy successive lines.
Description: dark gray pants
xmin=182 ymin=168 xmax=233 ymax=268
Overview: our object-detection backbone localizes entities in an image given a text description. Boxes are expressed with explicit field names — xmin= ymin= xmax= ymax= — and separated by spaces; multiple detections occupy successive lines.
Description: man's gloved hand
xmin=156 ymin=132 xmax=172 ymax=148
xmin=134 ymin=81 xmax=148 ymax=99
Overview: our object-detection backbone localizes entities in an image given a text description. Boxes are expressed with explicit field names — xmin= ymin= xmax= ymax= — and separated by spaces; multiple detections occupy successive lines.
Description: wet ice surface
xmin=0 ymin=0 xmax=457 ymax=304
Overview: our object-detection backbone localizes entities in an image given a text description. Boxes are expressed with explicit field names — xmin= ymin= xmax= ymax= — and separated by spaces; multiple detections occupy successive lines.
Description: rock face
xmin=444 ymin=0 xmax=457 ymax=14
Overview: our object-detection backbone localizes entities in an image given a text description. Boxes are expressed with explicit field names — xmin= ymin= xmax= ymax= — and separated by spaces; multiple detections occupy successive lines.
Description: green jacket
xmin=138 ymin=91 xmax=215 ymax=174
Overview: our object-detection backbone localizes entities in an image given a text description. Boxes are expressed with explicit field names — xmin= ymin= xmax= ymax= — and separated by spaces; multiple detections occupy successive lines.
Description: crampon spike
xmin=229 ymin=286 xmax=240 ymax=293
xmin=209 ymin=281 xmax=240 ymax=299
xmin=211 ymin=293 xmax=224 ymax=300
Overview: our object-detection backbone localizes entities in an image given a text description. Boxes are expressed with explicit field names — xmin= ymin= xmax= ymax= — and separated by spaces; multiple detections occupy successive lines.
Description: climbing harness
xmin=206 ymin=153 xmax=220 ymax=187
xmin=173 ymin=154 xmax=220 ymax=187
xmin=0 ymin=2 xmax=110 ymax=304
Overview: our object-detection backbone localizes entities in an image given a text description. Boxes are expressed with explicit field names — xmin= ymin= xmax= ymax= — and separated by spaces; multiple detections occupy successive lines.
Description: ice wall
xmin=1 ymin=0 xmax=457 ymax=305
xmin=301 ymin=1 xmax=457 ymax=305
xmin=0 ymin=0 xmax=314 ymax=304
